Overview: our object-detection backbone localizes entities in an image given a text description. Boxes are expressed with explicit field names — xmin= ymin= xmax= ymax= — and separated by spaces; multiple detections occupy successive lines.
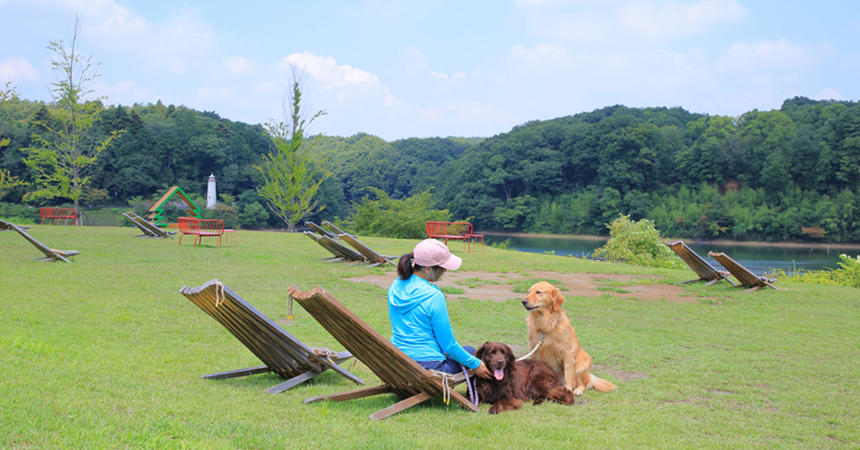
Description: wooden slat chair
xmin=123 ymin=212 xmax=157 ymax=237
xmin=321 ymin=221 xmax=396 ymax=267
xmin=708 ymin=251 xmax=777 ymax=292
xmin=338 ymin=234 xmax=396 ymax=267
xmin=126 ymin=211 xmax=176 ymax=239
xmin=288 ymin=285 xmax=479 ymax=420
xmin=303 ymin=231 xmax=366 ymax=262
xmin=0 ymin=218 xmax=79 ymax=263
xmin=667 ymin=241 xmax=735 ymax=286
xmin=306 ymin=221 xmax=338 ymax=239
xmin=303 ymin=231 xmax=342 ymax=261
xmin=179 ymin=279 xmax=364 ymax=394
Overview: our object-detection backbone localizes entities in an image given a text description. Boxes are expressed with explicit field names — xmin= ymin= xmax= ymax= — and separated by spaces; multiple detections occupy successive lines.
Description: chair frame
xmin=124 ymin=212 xmax=177 ymax=239
xmin=322 ymin=221 xmax=395 ymax=267
xmin=288 ymin=285 xmax=479 ymax=420
xmin=708 ymin=251 xmax=777 ymax=292
xmin=303 ymin=231 xmax=366 ymax=262
xmin=0 ymin=219 xmax=79 ymax=263
xmin=179 ymin=279 xmax=363 ymax=393
xmin=666 ymin=241 xmax=735 ymax=286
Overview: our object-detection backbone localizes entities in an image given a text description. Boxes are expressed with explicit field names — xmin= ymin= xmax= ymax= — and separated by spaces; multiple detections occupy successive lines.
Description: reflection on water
xmin=484 ymin=233 xmax=857 ymax=275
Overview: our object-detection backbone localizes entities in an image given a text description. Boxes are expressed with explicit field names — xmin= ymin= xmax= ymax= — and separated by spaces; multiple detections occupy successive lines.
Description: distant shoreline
xmin=483 ymin=231 xmax=860 ymax=250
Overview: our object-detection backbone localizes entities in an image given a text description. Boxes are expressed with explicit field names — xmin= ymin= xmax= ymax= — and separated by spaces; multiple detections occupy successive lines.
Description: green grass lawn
xmin=1 ymin=225 xmax=858 ymax=447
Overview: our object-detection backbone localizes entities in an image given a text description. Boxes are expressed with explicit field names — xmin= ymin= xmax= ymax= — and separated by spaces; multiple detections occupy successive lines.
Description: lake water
xmin=483 ymin=233 xmax=859 ymax=275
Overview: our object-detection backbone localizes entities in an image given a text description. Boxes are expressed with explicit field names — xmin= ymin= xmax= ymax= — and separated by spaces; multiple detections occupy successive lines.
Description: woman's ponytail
xmin=396 ymin=252 xmax=415 ymax=280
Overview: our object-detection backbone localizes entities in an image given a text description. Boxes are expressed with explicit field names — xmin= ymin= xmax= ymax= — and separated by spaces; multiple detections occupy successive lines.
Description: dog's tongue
xmin=494 ymin=369 xmax=504 ymax=380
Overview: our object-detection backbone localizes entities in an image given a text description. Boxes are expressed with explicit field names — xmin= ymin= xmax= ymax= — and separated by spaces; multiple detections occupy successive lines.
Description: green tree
xmin=0 ymin=82 xmax=19 ymax=148
xmin=352 ymin=187 xmax=451 ymax=238
xmin=255 ymin=72 xmax=330 ymax=231
xmin=20 ymin=18 xmax=120 ymax=223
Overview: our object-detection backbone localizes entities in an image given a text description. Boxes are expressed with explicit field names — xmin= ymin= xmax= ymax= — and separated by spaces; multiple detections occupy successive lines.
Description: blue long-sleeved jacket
xmin=387 ymin=274 xmax=480 ymax=369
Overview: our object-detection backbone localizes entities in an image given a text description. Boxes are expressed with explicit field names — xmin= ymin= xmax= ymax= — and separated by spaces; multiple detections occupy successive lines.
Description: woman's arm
xmin=428 ymin=293 xmax=481 ymax=369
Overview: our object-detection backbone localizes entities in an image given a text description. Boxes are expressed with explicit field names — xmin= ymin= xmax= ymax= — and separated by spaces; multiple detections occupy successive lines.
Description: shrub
xmin=776 ymin=254 xmax=860 ymax=288
xmin=593 ymin=214 xmax=685 ymax=269
xmin=352 ymin=188 xmax=451 ymax=238
xmin=0 ymin=202 xmax=40 ymax=224
xmin=199 ymin=203 xmax=239 ymax=229
xmin=238 ymin=201 xmax=270 ymax=229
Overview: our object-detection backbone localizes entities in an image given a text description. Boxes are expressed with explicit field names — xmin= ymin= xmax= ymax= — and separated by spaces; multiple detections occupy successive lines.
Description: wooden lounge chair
xmin=0 ymin=218 xmax=79 ymax=263
xmin=303 ymin=231 xmax=365 ymax=262
xmin=707 ymin=251 xmax=777 ymax=291
xmin=179 ymin=279 xmax=364 ymax=393
xmin=123 ymin=212 xmax=158 ymax=237
xmin=321 ymin=221 xmax=396 ymax=267
xmin=124 ymin=211 xmax=176 ymax=239
xmin=306 ymin=221 xmax=338 ymax=239
xmin=667 ymin=241 xmax=735 ymax=286
xmin=288 ymin=285 xmax=480 ymax=420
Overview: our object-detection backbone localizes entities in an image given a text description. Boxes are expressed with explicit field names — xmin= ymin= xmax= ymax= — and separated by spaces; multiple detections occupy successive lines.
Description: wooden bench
xmin=178 ymin=216 xmax=225 ymax=247
xmin=40 ymin=207 xmax=78 ymax=225
xmin=425 ymin=221 xmax=484 ymax=252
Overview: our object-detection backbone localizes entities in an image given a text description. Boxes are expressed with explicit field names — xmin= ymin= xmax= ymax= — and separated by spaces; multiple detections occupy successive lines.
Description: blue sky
xmin=2 ymin=0 xmax=858 ymax=140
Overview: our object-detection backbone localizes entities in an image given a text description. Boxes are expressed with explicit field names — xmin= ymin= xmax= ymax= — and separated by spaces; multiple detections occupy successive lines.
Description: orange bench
xmin=424 ymin=221 xmax=484 ymax=253
xmin=178 ymin=217 xmax=225 ymax=247
xmin=40 ymin=207 xmax=78 ymax=225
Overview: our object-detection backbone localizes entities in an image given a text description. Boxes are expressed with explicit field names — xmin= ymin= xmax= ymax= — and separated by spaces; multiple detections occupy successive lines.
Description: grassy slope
xmin=1 ymin=225 xmax=857 ymax=447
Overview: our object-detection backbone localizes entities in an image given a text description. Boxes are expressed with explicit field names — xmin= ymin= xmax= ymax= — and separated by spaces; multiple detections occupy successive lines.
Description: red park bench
xmin=40 ymin=207 xmax=78 ymax=225
xmin=425 ymin=221 xmax=484 ymax=253
xmin=178 ymin=216 xmax=227 ymax=247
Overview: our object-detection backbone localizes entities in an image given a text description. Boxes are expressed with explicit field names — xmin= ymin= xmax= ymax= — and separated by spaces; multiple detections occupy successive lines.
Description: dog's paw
xmin=573 ymin=388 xmax=584 ymax=396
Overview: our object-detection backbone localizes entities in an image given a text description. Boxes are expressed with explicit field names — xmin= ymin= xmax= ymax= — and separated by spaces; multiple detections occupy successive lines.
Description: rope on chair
xmin=214 ymin=280 xmax=226 ymax=307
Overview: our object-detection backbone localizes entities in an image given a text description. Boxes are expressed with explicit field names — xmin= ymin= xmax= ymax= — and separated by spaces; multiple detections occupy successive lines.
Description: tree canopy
xmin=0 ymin=96 xmax=857 ymax=242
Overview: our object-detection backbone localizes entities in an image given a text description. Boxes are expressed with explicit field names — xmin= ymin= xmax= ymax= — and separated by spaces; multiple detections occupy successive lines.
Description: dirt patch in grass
xmin=345 ymin=270 xmax=717 ymax=304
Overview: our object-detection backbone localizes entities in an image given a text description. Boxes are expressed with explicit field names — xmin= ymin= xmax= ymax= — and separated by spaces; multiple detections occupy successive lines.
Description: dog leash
xmin=463 ymin=366 xmax=478 ymax=406
xmin=516 ymin=333 xmax=545 ymax=361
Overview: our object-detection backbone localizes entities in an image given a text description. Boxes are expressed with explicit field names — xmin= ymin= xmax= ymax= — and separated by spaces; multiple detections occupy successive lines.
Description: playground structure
xmin=147 ymin=186 xmax=201 ymax=227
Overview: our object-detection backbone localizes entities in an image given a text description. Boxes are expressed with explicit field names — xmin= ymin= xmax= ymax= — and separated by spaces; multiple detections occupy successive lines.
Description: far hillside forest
xmin=1 ymin=96 xmax=858 ymax=243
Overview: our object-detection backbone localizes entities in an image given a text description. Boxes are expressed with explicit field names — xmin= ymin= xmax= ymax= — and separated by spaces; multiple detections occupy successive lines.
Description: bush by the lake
xmin=352 ymin=187 xmax=451 ymax=239
xmin=774 ymin=254 xmax=860 ymax=288
xmin=0 ymin=202 xmax=39 ymax=224
xmin=594 ymin=214 xmax=685 ymax=269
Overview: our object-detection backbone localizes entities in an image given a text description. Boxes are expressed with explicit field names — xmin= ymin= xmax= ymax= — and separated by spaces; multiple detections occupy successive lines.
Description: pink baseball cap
xmin=413 ymin=239 xmax=462 ymax=270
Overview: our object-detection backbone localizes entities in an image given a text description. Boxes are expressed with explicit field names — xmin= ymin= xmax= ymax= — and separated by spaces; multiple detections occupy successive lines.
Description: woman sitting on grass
xmin=388 ymin=239 xmax=491 ymax=379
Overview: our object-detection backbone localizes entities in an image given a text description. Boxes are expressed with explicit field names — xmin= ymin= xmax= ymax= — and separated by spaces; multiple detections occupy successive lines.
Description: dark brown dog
xmin=475 ymin=342 xmax=574 ymax=414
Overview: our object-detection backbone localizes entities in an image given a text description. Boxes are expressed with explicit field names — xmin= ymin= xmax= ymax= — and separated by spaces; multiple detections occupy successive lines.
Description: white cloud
xmin=514 ymin=0 xmax=586 ymax=7
xmin=814 ymin=88 xmax=844 ymax=101
xmin=429 ymin=70 xmax=467 ymax=81
xmin=280 ymin=51 xmax=379 ymax=89
xmin=195 ymin=86 xmax=234 ymax=102
xmin=401 ymin=46 xmax=429 ymax=76
xmin=0 ymin=58 xmax=39 ymax=82
xmin=277 ymin=51 xmax=409 ymax=111
xmin=717 ymin=38 xmax=836 ymax=72
xmin=509 ymin=43 xmax=569 ymax=64
xmin=621 ymin=0 xmax=746 ymax=39
xmin=224 ymin=56 xmax=255 ymax=76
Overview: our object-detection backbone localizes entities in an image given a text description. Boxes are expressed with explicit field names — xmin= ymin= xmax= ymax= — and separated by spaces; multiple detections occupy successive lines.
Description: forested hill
xmin=0 ymin=97 xmax=858 ymax=242
xmin=438 ymin=99 xmax=860 ymax=242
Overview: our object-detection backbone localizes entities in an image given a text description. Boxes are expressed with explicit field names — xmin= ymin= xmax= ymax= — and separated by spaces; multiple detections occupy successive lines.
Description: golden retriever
xmin=522 ymin=281 xmax=616 ymax=395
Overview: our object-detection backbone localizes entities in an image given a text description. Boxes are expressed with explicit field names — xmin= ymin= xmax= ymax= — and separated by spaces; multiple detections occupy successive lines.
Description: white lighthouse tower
xmin=206 ymin=174 xmax=217 ymax=209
